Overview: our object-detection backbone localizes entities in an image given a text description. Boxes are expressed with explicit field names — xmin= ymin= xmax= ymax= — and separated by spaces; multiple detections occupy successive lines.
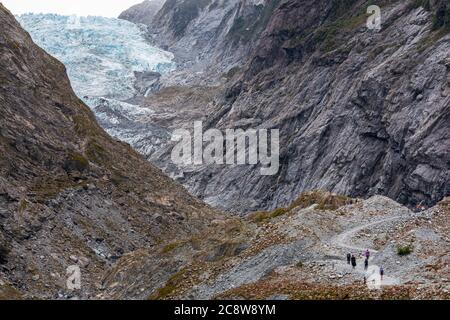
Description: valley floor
xmin=100 ymin=192 xmax=449 ymax=300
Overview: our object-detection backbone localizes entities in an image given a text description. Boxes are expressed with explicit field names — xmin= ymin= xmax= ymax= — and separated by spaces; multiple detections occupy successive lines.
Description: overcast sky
xmin=2 ymin=0 xmax=144 ymax=17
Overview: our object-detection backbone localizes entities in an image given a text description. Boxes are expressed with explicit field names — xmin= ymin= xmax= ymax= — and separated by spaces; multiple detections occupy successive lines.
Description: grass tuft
xmin=397 ymin=245 xmax=413 ymax=256
xmin=161 ymin=241 xmax=183 ymax=254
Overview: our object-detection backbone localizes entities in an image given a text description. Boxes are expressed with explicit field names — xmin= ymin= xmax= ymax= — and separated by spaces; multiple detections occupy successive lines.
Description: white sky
xmin=1 ymin=0 xmax=145 ymax=17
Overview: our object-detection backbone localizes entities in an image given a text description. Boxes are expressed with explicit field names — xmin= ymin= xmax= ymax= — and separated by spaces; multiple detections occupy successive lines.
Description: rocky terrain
xmin=101 ymin=192 xmax=450 ymax=300
xmin=119 ymin=0 xmax=166 ymax=26
xmin=118 ymin=0 xmax=450 ymax=214
xmin=0 ymin=4 xmax=219 ymax=300
xmin=0 ymin=0 xmax=448 ymax=301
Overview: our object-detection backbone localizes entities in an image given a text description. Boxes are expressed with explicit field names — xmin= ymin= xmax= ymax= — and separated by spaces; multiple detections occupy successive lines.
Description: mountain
xmin=121 ymin=0 xmax=279 ymax=83
xmin=119 ymin=0 xmax=166 ymax=26
xmin=0 ymin=4 xmax=217 ymax=299
xmin=118 ymin=0 xmax=450 ymax=213
xmin=1 ymin=1 xmax=449 ymax=300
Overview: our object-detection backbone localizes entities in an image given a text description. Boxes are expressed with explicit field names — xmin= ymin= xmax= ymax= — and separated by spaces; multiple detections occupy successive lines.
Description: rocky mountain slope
xmin=123 ymin=0 xmax=280 ymax=85
xmin=119 ymin=0 xmax=450 ymax=214
xmin=0 ymin=1 xmax=448 ymax=300
xmin=119 ymin=0 xmax=166 ymax=26
xmin=102 ymin=191 xmax=449 ymax=300
xmin=0 ymin=4 xmax=218 ymax=299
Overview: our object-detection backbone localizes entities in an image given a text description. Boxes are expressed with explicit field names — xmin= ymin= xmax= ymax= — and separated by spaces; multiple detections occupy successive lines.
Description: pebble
xmin=79 ymin=257 xmax=91 ymax=268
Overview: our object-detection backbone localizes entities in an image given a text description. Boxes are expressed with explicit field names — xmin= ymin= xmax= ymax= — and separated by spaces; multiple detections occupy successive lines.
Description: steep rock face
xmin=121 ymin=0 xmax=280 ymax=84
xmin=0 ymin=4 xmax=217 ymax=299
xmin=200 ymin=0 xmax=450 ymax=212
xmin=119 ymin=0 xmax=449 ymax=214
xmin=119 ymin=0 xmax=166 ymax=26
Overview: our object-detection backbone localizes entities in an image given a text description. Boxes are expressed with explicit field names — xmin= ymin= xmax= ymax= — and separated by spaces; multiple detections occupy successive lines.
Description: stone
xmin=78 ymin=257 xmax=91 ymax=268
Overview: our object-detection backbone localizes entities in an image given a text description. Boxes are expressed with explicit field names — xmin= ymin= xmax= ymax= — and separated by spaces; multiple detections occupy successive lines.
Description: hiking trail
xmin=330 ymin=216 xmax=406 ymax=289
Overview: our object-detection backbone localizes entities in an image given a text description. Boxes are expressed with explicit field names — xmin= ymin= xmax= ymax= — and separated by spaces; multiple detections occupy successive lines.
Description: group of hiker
xmin=346 ymin=250 xmax=384 ymax=281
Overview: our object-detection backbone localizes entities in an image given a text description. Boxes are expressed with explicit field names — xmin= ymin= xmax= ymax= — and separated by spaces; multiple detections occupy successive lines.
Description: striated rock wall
xmin=120 ymin=0 xmax=450 ymax=214
xmin=119 ymin=0 xmax=166 ymax=26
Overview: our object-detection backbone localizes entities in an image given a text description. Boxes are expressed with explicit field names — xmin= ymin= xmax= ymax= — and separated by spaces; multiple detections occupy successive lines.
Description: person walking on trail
xmin=364 ymin=258 xmax=369 ymax=271
xmin=365 ymin=249 xmax=370 ymax=260
xmin=347 ymin=253 xmax=351 ymax=265
xmin=380 ymin=267 xmax=384 ymax=281
xmin=351 ymin=255 xmax=357 ymax=269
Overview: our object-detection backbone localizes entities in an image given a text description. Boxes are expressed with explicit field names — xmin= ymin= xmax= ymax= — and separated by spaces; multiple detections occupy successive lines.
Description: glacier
xmin=17 ymin=13 xmax=175 ymax=101
xmin=17 ymin=13 xmax=176 ymax=150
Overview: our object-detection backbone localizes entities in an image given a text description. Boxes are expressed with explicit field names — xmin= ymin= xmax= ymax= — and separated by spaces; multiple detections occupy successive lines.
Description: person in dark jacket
xmin=347 ymin=253 xmax=351 ymax=264
xmin=351 ymin=255 xmax=357 ymax=269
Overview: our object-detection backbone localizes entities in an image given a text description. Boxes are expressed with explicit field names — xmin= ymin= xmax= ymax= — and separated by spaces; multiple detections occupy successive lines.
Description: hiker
xmin=365 ymin=249 xmax=370 ymax=260
xmin=364 ymin=258 xmax=369 ymax=271
xmin=347 ymin=252 xmax=351 ymax=264
xmin=351 ymin=255 xmax=357 ymax=269
xmin=380 ymin=267 xmax=384 ymax=281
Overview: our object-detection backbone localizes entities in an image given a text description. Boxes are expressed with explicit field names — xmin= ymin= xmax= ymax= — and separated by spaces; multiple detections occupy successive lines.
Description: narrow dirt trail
xmin=330 ymin=216 xmax=406 ymax=289
xmin=333 ymin=216 xmax=403 ymax=253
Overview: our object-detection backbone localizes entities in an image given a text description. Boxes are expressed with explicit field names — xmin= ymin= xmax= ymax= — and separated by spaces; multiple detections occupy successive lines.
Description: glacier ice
xmin=17 ymin=13 xmax=176 ymax=101
xmin=17 ymin=13 xmax=176 ymax=149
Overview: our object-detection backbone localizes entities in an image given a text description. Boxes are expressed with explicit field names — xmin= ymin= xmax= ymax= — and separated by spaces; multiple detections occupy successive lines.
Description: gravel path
xmin=330 ymin=216 xmax=407 ymax=289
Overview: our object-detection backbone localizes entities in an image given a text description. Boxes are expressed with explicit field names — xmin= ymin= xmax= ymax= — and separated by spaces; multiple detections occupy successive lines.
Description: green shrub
xmin=288 ymin=190 xmax=352 ymax=211
xmin=397 ymin=245 xmax=413 ymax=256
xmin=271 ymin=208 xmax=287 ymax=218
xmin=161 ymin=241 xmax=182 ymax=254
xmin=64 ymin=151 xmax=89 ymax=172
xmin=249 ymin=211 xmax=272 ymax=223
xmin=149 ymin=268 xmax=187 ymax=300
xmin=249 ymin=207 xmax=288 ymax=224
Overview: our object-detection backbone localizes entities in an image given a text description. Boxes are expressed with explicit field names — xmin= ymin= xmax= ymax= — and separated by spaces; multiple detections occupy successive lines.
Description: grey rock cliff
xmin=121 ymin=0 xmax=280 ymax=84
xmin=118 ymin=0 xmax=450 ymax=214
xmin=118 ymin=0 xmax=166 ymax=26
